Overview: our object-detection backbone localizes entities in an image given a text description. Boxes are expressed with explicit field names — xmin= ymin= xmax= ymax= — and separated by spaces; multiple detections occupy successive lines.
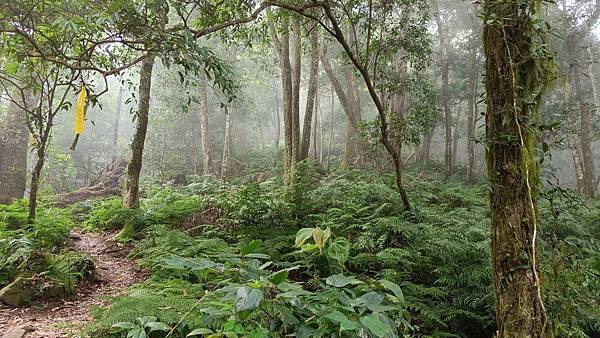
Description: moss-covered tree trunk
xmin=0 ymin=97 xmax=30 ymax=204
xmin=123 ymin=56 xmax=155 ymax=209
xmin=483 ymin=0 xmax=548 ymax=336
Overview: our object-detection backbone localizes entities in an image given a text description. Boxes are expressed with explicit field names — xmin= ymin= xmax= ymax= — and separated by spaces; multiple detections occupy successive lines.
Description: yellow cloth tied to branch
xmin=74 ymin=86 xmax=87 ymax=135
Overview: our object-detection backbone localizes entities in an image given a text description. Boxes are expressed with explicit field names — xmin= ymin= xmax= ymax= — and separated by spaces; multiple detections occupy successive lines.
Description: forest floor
xmin=0 ymin=230 xmax=147 ymax=338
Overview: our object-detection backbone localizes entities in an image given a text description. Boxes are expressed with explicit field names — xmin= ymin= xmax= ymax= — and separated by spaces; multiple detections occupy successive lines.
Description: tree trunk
xmin=0 ymin=96 xmax=30 ymax=204
xmin=452 ymin=101 xmax=461 ymax=167
xmin=483 ymin=1 xmax=548 ymax=336
xmin=433 ymin=0 xmax=452 ymax=178
xmin=221 ymin=107 xmax=232 ymax=178
xmin=273 ymin=76 xmax=281 ymax=150
xmin=467 ymin=56 xmax=477 ymax=184
xmin=28 ymin=144 xmax=46 ymax=222
xmin=270 ymin=16 xmax=293 ymax=168
xmin=290 ymin=16 xmax=302 ymax=165
xmin=300 ymin=27 xmax=319 ymax=160
xmin=198 ymin=79 xmax=213 ymax=175
xmin=572 ymin=62 xmax=597 ymax=197
xmin=113 ymin=80 xmax=123 ymax=148
xmin=123 ymin=56 xmax=155 ymax=209
xmin=564 ymin=76 xmax=586 ymax=193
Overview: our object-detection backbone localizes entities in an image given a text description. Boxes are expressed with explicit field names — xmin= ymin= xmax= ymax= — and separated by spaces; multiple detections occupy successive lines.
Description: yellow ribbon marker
xmin=74 ymin=85 xmax=87 ymax=135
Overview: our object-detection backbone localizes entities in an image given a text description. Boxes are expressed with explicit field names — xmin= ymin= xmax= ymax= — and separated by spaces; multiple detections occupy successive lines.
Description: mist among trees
xmin=0 ymin=0 xmax=598 ymax=337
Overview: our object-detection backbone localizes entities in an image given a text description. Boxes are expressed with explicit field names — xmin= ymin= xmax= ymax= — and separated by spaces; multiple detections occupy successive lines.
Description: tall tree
xmin=483 ymin=0 xmax=552 ymax=335
xmin=432 ymin=0 xmax=452 ymax=178
xmin=123 ymin=56 xmax=155 ymax=209
xmin=300 ymin=27 xmax=320 ymax=160
xmin=0 ymin=92 xmax=31 ymax=204
xmin=565 ymin=0 xmax=599 ymax=197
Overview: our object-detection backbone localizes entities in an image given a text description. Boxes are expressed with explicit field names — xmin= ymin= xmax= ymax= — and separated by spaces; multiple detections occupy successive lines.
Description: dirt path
xmin=0 ymin=230 xmax=147 ymax=337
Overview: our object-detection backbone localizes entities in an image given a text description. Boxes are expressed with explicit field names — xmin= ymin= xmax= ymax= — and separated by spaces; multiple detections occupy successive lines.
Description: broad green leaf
xmin=312 ymin=227 xmax=325 ymax=251
xmin=351 ymin=292 xmax=384 ymax=310
xmin=234 ymin=286 xmax=263 ymax=312
xmin=269 ymin=269 xmax=289 ymax=285
xmin=127 ymin=328 xmax=147 ymax=338
xmin=326 ymin=310 xmax=360 ymax=331
xmin=379 ymin=279 xmax=405 ymax=305
xmin=146 ymin=321 xmax=169 ymax=332
xmin=326 ymin=274 xmax=359 ymax=287
xmin=326 ymin=238 xmax=349 ymax=266
xmin=360 ymin=315 xmax=390 ymax=337
xmin=294 ymin=228 xmax=314 ymax=247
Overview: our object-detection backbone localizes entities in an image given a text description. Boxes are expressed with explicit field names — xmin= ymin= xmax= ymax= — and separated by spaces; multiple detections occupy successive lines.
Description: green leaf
xmin=270 ymin=269 xmax=289 ymax=285
xmin=326 ymin=238 xmax=349 ymax=266
xmin=234 ymin=286 xmax=263 ymax=312
xmin=127 ymin=328 xmax=147 ymax=338
xmin=326 ymin=310 xmax=360 ymax=331
xmin=351 ymin=292 xmax=384 ymax=310
xmin=294 ymin=228 xmax=314 ymax=247
xmin=146 ymin=321 xmax=169 ymax=332
xmin=379 ymin=279 xmax=405 ymax=305
xmin=360 ymin=315 xmax=390 ymax=337
xmin=312 ymin=227 xmax=325 ymax=251
xmin=187 ymin=328 xmax=214 ymax=336
xmin=241 ymin=239 xmax=262 ymax=255
xmin=326 ymin=274 xmax=359 ymax=288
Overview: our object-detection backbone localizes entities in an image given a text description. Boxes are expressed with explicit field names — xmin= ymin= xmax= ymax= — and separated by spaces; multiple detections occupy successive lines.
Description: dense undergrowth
xmin=0 ymin=200 xmax=94 ymax=299
xmin=1 ymin=165 xmax=598 ymax=337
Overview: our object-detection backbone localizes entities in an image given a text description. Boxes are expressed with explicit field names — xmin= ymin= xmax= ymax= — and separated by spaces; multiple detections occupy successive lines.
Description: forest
xmin=0 ymin=0 xmax=598 ymax=337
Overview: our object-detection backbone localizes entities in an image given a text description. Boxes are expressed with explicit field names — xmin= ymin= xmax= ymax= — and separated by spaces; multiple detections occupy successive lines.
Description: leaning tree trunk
xmin=123 ymin=56 xmax=155 ymax=209
xmin=0 ymin=97 xmax=30 ymax=204
xmin=483 ymin=0 xmax=548 ymax=336
xmin=300 ymin=28 xmax=319 ymax=160
xmin=198 ymin=79 xmax=213 ymax=175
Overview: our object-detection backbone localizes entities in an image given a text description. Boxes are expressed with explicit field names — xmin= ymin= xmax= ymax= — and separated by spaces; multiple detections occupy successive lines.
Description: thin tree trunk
xmin=221 ymin=107 xmax=231 ymax=178
xmin=483 ymin=1 xmax=548 ymax=336
xmin=300 ymin=28 xmax=319 ymax=160
xmin=113 ymin=80 xmax=123 ymax=148
xmin=198 ymin=79 xmax=213 ymax=175
xmin=123 ymin=56 xmax=155 ymax=209
xmin=273 ymin=76 xmax=281 ymax=150
xmin=327 ymin=84 xmax=335 ymax=168
xmin=467 ymin=56 xmax=477 ymax=184
xmin=0 ymin=95 xmax=30 ymax=204
xmin=452 ymin=101 xmax=461 ymax=167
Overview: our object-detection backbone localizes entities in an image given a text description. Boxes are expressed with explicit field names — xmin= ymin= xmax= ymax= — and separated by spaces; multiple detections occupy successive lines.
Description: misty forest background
xmin=0 ymin=0 xmax=599 ymax=337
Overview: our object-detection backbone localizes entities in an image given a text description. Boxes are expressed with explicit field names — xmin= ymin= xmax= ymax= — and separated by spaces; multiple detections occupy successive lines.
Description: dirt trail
xmin=0 ymin=230 xmax=147 ymax=337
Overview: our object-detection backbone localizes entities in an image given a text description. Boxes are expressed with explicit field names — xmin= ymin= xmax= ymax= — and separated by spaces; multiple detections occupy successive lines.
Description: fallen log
xmin=54 ymin=157 xmax=127 ymax=205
